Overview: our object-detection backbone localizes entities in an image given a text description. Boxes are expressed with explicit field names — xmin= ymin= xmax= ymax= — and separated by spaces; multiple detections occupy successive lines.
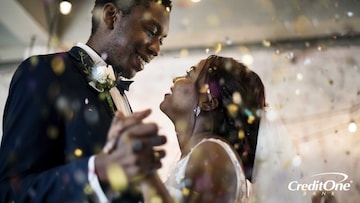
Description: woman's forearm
xmin=141 ymin=173 xmax=175 ymax=203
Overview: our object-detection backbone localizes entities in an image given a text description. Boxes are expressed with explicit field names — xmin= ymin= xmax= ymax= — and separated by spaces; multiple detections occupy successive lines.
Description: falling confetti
xmin=107 ymin=164 xmax=128 ymax=192
xmin=51 ymin=56 xmax=65 ymax=75
xmin=74 ymin=148 xmax=83 ymax=157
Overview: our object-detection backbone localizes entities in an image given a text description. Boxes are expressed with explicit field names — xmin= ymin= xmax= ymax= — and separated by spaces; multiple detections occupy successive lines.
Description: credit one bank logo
xmin=288 ymin=172 xmax=352 ymax=192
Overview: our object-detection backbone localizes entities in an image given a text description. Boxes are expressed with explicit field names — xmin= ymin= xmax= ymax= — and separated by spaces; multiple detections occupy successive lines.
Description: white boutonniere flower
xmin=89 ymin=65 xmax=116 ymax=92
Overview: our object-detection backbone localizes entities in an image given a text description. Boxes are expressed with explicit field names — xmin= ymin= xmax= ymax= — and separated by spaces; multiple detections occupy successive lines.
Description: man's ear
xmin=199 ymin=98 xmax=219 ymax=111
xmin=103 ymin=3 xmax=119 ymax=29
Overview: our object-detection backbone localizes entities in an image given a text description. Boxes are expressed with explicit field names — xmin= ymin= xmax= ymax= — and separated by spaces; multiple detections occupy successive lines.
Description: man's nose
xmin=149 ymin=39 xmax=160 ymax=56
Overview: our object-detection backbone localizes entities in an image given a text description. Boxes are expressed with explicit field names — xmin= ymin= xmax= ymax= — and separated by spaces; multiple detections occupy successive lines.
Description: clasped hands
xmin=94 ymin=109 xmax=167 ymax=192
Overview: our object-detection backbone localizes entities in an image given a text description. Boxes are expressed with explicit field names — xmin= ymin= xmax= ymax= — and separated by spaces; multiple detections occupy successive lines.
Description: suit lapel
xmin=68 ymin=46 xmax=94 ymax=81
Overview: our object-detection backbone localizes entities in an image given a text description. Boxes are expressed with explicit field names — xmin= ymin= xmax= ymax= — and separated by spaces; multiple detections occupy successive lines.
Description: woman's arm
xmin=141 ymin=172 xmax=175 ymax=203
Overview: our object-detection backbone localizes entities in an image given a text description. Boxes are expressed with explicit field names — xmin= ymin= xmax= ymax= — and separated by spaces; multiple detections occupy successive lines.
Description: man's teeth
xmin=137 ymin=55 xmax=146 ymax=65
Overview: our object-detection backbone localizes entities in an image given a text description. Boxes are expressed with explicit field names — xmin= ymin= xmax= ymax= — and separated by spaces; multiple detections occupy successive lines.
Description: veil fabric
xmin=252 ymin=108 xmax=304 ymax=203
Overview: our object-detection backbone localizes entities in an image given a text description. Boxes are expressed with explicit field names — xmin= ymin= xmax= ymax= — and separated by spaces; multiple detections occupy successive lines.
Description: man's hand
xmin=95 ymin=109 xmax=167 ymax=192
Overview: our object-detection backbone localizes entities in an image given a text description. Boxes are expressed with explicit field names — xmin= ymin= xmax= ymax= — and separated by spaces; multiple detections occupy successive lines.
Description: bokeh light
xmin=59 ymin=1 xmax=72 ymax=15
xmin=348 ymin=121 xmax=357 ymax=133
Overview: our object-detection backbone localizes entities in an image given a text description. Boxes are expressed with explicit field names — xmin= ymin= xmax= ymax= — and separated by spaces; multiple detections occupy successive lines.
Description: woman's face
xmin=160 ymin=60 xmax=206 ymax=121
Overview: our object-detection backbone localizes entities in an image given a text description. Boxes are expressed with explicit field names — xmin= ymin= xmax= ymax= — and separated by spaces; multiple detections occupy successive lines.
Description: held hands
xmin=95 ymin=109 xmax=167 ymax=192
xmin=104 ymin=109 xmax=154 ymax=154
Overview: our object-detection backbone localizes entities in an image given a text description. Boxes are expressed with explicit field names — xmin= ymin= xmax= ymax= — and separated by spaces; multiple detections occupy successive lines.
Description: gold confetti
xmin=180 ymin=49 xmax=189 ymax=57
xmin=51 ymin=57 xmax=65 ymax=75
xmin=74 ymin=148 xmax=83 ymax=157
xmin=182 ymin=187 xmax=190 ymax=196
xmin=262 ymin=40 xmax=271 ymax=47
xmin=30 ymin=56 xmax=39 ymax=67
xmin=227 ymin=103 xmax=238 ymax=118
xmin=107 ymin=164 xmax=128 ymax=192
xmin=83 ymin=183 xmax=94 ymax=195
xmin=247 ymin=115 xmax=255 ymax=124
xmin=199 ymin=84 xmax=209 ymax=94
xmin=150 ymin=195 xmax=163 ymax=203
xmin=214 ymin=42 xmax=222 ymax=54
xmin=238 ymin=130 xmax=245 ymax=139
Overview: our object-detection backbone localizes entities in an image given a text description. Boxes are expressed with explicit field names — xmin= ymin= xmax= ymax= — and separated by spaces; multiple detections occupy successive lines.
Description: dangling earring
xmin=193 ymin=106 xmax=201 ymax=117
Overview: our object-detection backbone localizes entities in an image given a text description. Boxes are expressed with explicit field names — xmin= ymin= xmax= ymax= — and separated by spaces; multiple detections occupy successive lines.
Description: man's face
xmin=105 ymin=2 xmax=170 ymax=79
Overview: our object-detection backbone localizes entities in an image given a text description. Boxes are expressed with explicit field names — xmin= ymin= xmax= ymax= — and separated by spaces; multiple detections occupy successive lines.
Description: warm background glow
xmin=0 ymin=0 xmax=359 ymax=202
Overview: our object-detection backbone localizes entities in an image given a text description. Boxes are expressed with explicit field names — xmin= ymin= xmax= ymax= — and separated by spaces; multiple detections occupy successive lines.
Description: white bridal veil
xmin=252 ymin=107 xmax=304 ymax=203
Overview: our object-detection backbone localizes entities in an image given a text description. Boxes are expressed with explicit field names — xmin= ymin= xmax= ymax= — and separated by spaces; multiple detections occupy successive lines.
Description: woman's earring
xmin=194 ymin=106 xmax=201 ymax=117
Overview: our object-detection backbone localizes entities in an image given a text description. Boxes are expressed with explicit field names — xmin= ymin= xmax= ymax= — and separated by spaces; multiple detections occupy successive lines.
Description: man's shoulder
xmin=14 ymin=49 xmax=77 ymax=81
xmin=22 ymin=50 xmax=71 ymax=64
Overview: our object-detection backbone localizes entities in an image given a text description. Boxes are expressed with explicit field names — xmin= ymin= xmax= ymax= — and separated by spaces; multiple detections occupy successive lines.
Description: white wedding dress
xmin=165 ymin=138 xmax=252 ymax=203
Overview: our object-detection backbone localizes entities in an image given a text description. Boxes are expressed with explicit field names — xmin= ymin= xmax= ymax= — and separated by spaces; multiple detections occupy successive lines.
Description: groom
xmin=0 ymin=0 xmax=171 ymax=202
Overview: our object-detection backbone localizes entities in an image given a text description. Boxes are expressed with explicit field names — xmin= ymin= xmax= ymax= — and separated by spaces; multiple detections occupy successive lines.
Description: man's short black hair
xmin=94 ymin=0 xmax=172 ymax=12
xmin=91 ymin=0 xmax=172 ymax=35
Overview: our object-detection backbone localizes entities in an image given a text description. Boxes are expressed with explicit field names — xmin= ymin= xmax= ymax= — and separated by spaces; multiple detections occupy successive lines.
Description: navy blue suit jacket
xmin=0 ymin=47 xmax=141 ymax=202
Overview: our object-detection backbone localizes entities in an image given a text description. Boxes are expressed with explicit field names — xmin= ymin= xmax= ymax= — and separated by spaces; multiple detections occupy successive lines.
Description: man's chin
xmin=121 ymin=70 xmax=136 ymax=79
xmin=129 ymin=66 xmax=143 ymax=78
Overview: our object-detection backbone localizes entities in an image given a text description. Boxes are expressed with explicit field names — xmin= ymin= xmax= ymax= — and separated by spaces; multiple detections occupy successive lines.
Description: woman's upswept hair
xmin=196 ymin=55 xmax=265 ymax=181
xmin=91 ymin=0 xmax=172 ymax=35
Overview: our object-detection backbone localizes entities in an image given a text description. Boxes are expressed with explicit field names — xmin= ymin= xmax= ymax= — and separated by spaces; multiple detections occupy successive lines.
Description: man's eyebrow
xmin=144 ymin=19 xmax=163 ymax=31
xmin=144 ymin=19 xmax=167 ymax=37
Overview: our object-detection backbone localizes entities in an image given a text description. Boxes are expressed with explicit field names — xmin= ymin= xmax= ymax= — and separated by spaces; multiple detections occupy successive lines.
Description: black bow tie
xmin=117 ymin=80 xmax=133 ymax=94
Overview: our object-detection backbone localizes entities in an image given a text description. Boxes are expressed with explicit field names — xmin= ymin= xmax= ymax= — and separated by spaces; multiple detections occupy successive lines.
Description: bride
xmin=139 ymin=55 xmax=266 ymax=203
